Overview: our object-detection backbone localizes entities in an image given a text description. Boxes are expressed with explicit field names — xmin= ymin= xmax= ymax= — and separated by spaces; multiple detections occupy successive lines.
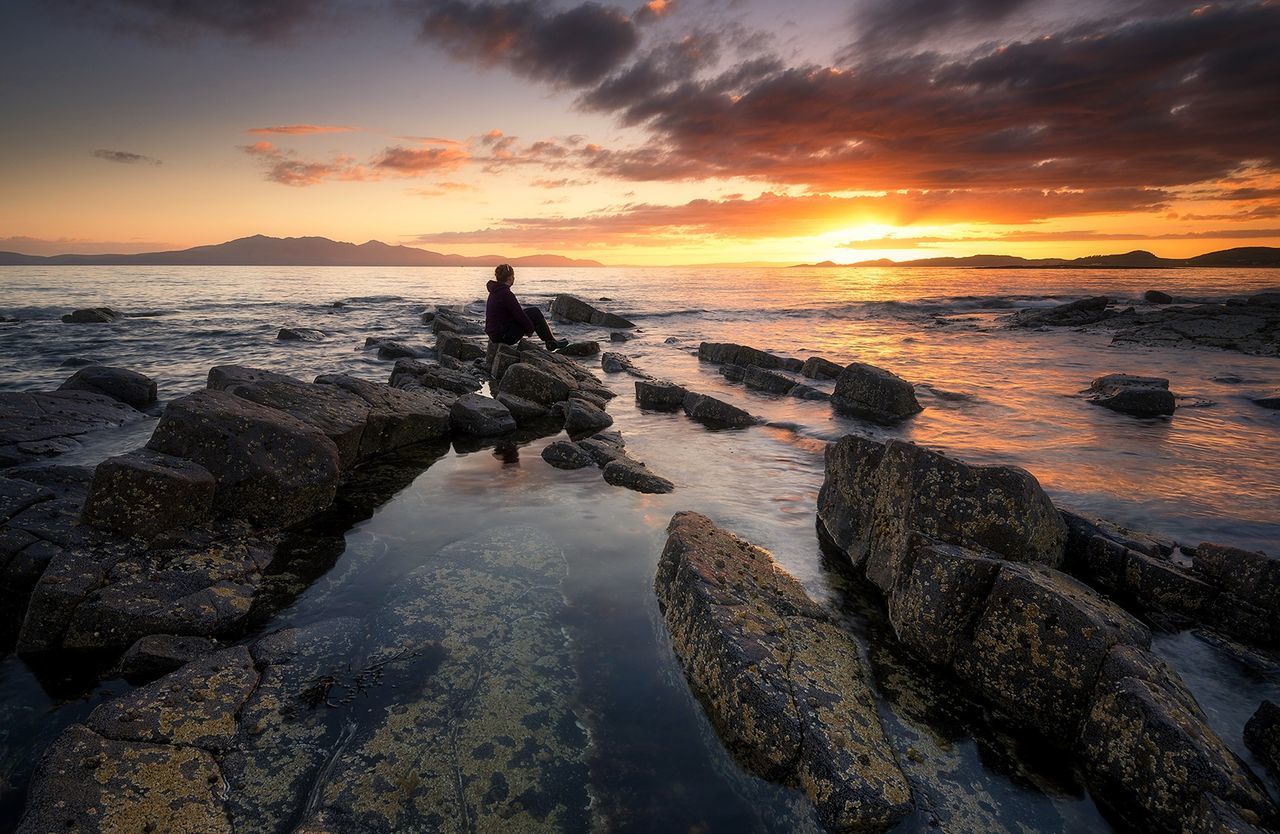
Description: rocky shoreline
xmin=2 ymin=294 xmax=1278 ymax=833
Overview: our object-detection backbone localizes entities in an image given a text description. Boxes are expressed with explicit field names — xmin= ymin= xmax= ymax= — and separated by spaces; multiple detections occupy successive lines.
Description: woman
xmin=484 ymin=263 xmax=569 ymax=350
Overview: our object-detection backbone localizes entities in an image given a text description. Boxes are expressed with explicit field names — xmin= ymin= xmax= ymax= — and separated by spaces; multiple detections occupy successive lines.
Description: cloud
xmin=92 ymin=148 xmax=161 ymax=165
xmin=245 ymin=124 xmax=357 ymax=135
xmin=839 ymin=227 xmax=1280 ymax=248
xmin=58 ymin=0 xmax=332 ymax=43
xmin=373 ymin=145 xmax=470 ymax=173
xmin=242 ymin=140 xmax=468 ymax=185
xmin=634 ymin=0 xmax=677 ymax=25
xmin=408 ymin=181 xmax=478 ymax=196
xmin=409 ymin=0 xmax=639 ymax=87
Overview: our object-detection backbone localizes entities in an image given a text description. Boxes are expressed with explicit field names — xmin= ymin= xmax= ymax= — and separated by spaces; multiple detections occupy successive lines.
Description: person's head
xmin=495 ymin=263 xmax=515 ymax=285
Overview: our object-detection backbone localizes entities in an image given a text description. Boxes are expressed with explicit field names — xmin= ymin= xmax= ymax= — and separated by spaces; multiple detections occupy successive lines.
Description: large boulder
xmin=314 ymin=374 xmax=453 ymax=458
xmin=1009 ymin=296 xmax=1111 ymax=327
xmin=145 ymin=389 xmax=341 ymax=529
xmin=815 ymin=435 xmax=887 ymax=567
xmin=550 ymin=294 xmax=635 ymax=328
xmin=436 ymin=331 xmax=486 ymax=361
xmin=559 ymin=340 xmax=600 ymax=357
xmin=541 ymin=440 xmax=595 ymax=470
xmin=655 ymin=512 xmax=912 ymax=832
xmin=498 ymin=362 xmax=573 ymax=406
xmin=563 ymin=399 xmax=613 ymax=437
xmin=80 ymin=449 xmax=216 ymax=539
xmin=698 ymin=342 xmax=802 ymax=372
xmin=887 ymin=536 xmax=1002 ymax=667
xmin=61 ymin=307 xmax=119 ymax=324
xmin=831 ymin=362 xmax=922 ymax=423
xmin=449 ymin=393 xmax=516 ymax=436
xmin=634 ymin=379 xmax=686 ymax=411
xmin=1088 ymin=374 xmax=1176 ymax=417
xmin=1194 ymin=542 xmax=1280 ymax=616
xmin=742 ymin=366 xmax=797 ymax=395
xmin=801 ymin=356 xmax=844 ymax=380
xmin=58 ymin=366 xmax=157 ymax=409
xmin=681 ymin=392 xmax=755 ymax=428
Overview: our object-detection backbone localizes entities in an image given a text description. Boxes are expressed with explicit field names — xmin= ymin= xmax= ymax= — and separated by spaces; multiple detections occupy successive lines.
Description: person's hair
xmin=494 ymin=263 xmax=514 ymax=283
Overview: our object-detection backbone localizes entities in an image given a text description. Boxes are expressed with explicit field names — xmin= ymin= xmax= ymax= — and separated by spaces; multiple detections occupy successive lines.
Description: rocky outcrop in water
xmin=57 ymin=366 xmax=157 ymax=409
xmin=830 ymin=363 xmax=923 ymax=424
xmin=559 ymin=340 xmax=600 ymax=357
xmin=681 ymin=391 xmax=756 ymax=428
xmin=1087 ymin=374 xmax=1176 ymax=417
xmin=1008 ymin=296 xmax=1113 ymax=327
xmin=0 ymin=387 xmax=146 ymax=468
xmin=635 ymin=379 xmax=687 ymax=411
xmin=801 ymin=356 xmax=844 ymax=380
xmin=817 ymin=435 xmax=1277 ymax=833
xmin=278 ymin=326 xmax=326 ymax=341
xmin=600 ymin=351 xmax=648 ymax=378
xmin=602 ymin=458 xmax=673 ymax=493
xmin=450 ymin=393 xmax=517 ymax=436
xmin=61 ymin=307 xmax=120 ymax=324
xmin=550 ymin=295 xmax=635 ymax=328
xmin=656 ymin=512 xmax=913 ymax=832
xmin=390 ymin=357 xmax=482 ymax=395
xmin=1145 ymin=290 xmax=1174 ymax=304
xmin=698 ymin=342 xmax=803 ymax=372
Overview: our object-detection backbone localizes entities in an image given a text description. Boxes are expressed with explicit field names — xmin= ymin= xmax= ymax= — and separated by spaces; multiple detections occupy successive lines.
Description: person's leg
xmin=523 ymin=306 xmax=562 ymax=346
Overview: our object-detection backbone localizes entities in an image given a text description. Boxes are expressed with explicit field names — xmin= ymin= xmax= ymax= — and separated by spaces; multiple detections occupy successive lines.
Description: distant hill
xmin=0 ymin=234 xmax=604 ymax=268
xmin=792 ymin=246 xmax=1280 ymax=269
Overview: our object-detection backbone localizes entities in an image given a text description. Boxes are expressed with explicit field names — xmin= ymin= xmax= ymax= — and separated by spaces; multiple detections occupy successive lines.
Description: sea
xmin=0 ymin=265 xmax=1277 ymax=832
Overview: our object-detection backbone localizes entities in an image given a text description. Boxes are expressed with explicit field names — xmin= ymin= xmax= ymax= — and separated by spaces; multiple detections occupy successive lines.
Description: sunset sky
xmin=1 ymin=0 xmax=1278 ymax=265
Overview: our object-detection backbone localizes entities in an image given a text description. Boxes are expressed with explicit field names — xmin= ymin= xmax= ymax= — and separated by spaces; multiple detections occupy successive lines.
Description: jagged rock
xmin=541 ymin=440 xmax=595 ymax=470
xmin=743 ymin=365 xmax=797 ymax=395
xmin=1145 ymin=290 xmax=1174 ymax=304
xmin=831 ymin=362 xmax=922 ymax=423
xmin=560 ymin=340 xmax=600 ymax=357
xmin=449 ymin=393 xmax=516 ymax=436
xmin=81 ymin=449 xmax=215 ymax=538
xmin=436 ymin=331 xmax=486 ymax=361
xmin=698 ymin=342 xmax=802 ymax=372
xmin=681 ymin=392 xmax=755 ymax=428
xmin=313 ymin=373 xmax=452 ymax=458
xmin=563 ymin=398 xmax=613 ymax=437
xmin=550 ymin=294 xmax=635 ymax=328
xmin=603 ymin=458 xmax=673 ymax=493
xmin=146 ymin=390 xmax=341 ymax=529
xmin=490 ymin=343 xmax=521 ymax=382
xmin=57 ymin=366 xmax=157 ymax=409
xmin=817 ymin=437 xmax=1068 ymax=592
xmin=389 ymin=358 xmax=481 ymax=395
xmin=1080 ymin=647 xmax=1275 ymax=833
xmin=887 ymin=536 xmax=1002 ymax=667
xmin=719 ymin=364 xmax=747 ymax=382
xmin=0 ymin=389 xmax=144 ymax=468
xmin=117 ymin=634 xmax=217 ymax=680
xmin=953 ymin=563 xmax=1151 ymax=744
xmin=635 ymin=379 xmax=687 ymax=411
xmin=1088 ymin=374 xmax=1176 ymax=417
xmin=278 ymin=326 xmax=326 ymax=341
xmin=1099 ymin=302 xmax=1280 ymax=357
xmin=498 ymin=362 xmax=572 ymax=405
xmin=1008 ymin=296 xmax=1112 ymax=327
xmin=577 ymin=432 xmax=626 ymax=467
xmin=655 ymin=512 xmax=912 ymax=832
xmin=801 ymin=356 xmax=844 ymax=379
xmin=1082 ymin=535 xmax=1217 ymax=623
xmin=61 ymin=307 xmax=119 ymax=324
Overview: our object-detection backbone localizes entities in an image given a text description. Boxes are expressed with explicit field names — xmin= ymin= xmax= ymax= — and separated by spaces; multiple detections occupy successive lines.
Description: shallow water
xmin=0 ymin=265 xmax=1277 ymax=832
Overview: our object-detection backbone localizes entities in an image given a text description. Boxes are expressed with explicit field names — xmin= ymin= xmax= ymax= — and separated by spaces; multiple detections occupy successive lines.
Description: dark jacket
xmin=485 ymin=280 xmax=534 ymax=340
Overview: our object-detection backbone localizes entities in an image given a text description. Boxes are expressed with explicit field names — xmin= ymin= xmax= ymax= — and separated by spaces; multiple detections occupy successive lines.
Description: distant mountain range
xmin=0 ymin=234 xmax=604 ymax=268
xmin=795 ymin=246 xmax=1280 ymax=269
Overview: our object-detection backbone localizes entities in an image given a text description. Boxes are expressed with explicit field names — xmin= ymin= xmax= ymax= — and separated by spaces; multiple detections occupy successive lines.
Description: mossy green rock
xmin=656 ymin=511 xmax=912 ymax=833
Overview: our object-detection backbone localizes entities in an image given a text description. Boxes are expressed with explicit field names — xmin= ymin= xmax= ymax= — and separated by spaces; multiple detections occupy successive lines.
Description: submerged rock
xmin=1088 ymin=374 xmax=1176 ymax=417
xmin=655 ymin=512 xmax=913 ymax=832
xmin=830 ymin=362 xmax=922 ymax=424
xmin=1008 ymin=296 xmax=1112 ymax=327
xmin=550 ymin=294 xmax=635 ymax=328
xmin=57 ymin=366 xmax=157 ymax=409
xmin=681 ymin=392 xmax=755 ymax=428
xmin=541 ymin=439 xmax=595 ymax=469
xmin=278 ymin=326 xmax=326 ymax=342
xmin=449 ymin=393 xmax=516 ymax=436
xmin=602 ymin=458 xmax=673 ymax=493
xmin=742 ymin=365 xmax=797 ymax=395
xmin=697 ymin=342 xmax=802 ymax=372
xmin=600 ymin=351 xmax=647 ymax=377
xmin=61 ymin=306 xmax=120 ymax=324
xmin=1253 ymin=390 xmax=1280 ymax=409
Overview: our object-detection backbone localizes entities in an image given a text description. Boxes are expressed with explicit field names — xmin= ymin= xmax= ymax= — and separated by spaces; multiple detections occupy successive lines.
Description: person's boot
xmin=547 ymin=338 xmax=569 ymax=351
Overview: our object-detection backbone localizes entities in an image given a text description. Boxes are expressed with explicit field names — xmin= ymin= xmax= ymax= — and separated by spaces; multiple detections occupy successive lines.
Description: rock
xmin=17 ymin=724 xmax=231 ymax=834
xmin=389 ymin=358 xmax=481 ymax=395
xmin=57 ymin=366 xmax=157 ymax=409
xmin=887 ymin=536 xmax=1003 ymax=667
xmin=1101 ymin=302 xmax=1280 ymax=357
xmin=788 ymin=384 xmax=829 ymax=401
xmin=1145 ymin=290 xmax=1174 ymax=304
xmin=1253 ymin=390 xmax=1280 ymax=409
xmin=1080 ymin=651 xmax=1275 ymax=833
xmin=817 ymin=437 xmax=1068 ymax=592
xmin=493 ymin=392 xmax=548 ymax=425
xmin=146 ymin=389 xmax=341 ymax=529
xmin=603 ymin=458 xmax=674 ymax=493
xmin=1195 ymin=795 xmax=1274 ymax=834
xmin=655 ymin=512 xmax=912 ymax=832
xmin=1008 ymin=296 xmax=1112 ymax=327
xmin=550 ymin=294 xmax=635 ymax=328
xmin=449 ymin=393 xmax=516 ymax=436
xmin=1247 ymin=292 xmax=1280 ymax=307
xmin=277 ymin=326 xmax=325 ymax=341
xmin=577 ymin=432 xmax=626 ymax=467
xmin=1082 ymin=535 xmax=1217 ymax=623
xmin=953 ymin=563 xmax=1151 ymax=744
xmin=635 ymin=379 xmax=687 ymax=411
xmin=498 ymin=362 xmax=572 ymax=406
xmin=698 ymin=342 xmax=802 ymax=372
xmin=364 ymin=338 xmax=424 ymax=360
xmin=80 ymin=449 xmax=216 ymax=538
xmin=830 ymin=362 xmax=922 ymax=423
xmin=609 ymin=331 xmax=634 ymax=342
xmin=1195 ymin=542 xmax=1280 ymax=619
xmin=559 ymin=340 xmax=600 ymax=357
xmin=1088 ymin=374 xmax=1176 ymax=417
xmin=436 ymin=331 xmax=487 ymax=361
xmin=600 ymin=351 xmax=646 ymax=377
xmin=562 ymin=398 xmax=613 ymax=438
xmin=61 ymin=306 xmax=119 ymax=324
xmin=490 ymin=343 xmax=522 ymax=382
xmin=802 ymin=356 xmax=844 ymax=380
xmin=541 ymin=440 xmax=595 ymax=470
xmin=743 ymin=365 xmax=798 ymax=395
xmin=0 ymin=390 xmax=145 ymax=468
xmin=681 ymin=392 xmax=755 ymax=428
xmin=313 ymin=373 xmax=453 ymax=458
xmin=431 ymin=308 xmax=484 ymax=335
xmin=117 ymin=634 xmax=217 ymax=680
xmin=59 ymin=356 xmax=98 ymax=367
xmin=719 ymin=364 xmax=746 ymax=382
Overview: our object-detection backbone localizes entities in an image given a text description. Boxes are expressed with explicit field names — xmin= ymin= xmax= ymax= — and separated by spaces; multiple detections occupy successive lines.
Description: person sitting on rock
xmin=485 ymin=263 xmax=569 ymax=350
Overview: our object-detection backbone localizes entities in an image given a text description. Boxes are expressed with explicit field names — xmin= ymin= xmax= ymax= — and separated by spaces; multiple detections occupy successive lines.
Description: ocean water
xmin=0 ymin=265 xmax=1278 ymax=832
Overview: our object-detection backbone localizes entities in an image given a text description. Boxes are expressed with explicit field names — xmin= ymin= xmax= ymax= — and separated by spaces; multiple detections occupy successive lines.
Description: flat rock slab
xmin=656 ymin=512 xmax=912 ymax=832
xmin=0 ymin=389 xmax=145 ymax=468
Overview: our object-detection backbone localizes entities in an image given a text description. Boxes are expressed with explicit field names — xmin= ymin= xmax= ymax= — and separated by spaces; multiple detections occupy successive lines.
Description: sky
xmin=0 ymin=0 xmax=1278 ymax=266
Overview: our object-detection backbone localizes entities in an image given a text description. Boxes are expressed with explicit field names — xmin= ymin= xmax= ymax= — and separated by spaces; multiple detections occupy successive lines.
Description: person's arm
xmin=505 ymin=290 xmax=536 ymax=335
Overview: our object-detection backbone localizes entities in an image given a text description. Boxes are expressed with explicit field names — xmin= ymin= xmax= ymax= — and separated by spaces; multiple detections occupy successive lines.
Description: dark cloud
xmin=56 ymin=0 xmax=329 ymax=42
xmin=410 ymin=0 xmax=639 ymax=87
xmin=92 ymin=148 xmax=161 ymax=165
xmin=851 ymin=0 xmax=1033 ymax=49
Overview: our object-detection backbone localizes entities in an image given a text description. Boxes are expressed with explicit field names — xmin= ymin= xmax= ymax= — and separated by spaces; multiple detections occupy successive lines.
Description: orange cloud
xmin=373 ymin=146 xmax=470 ymax=174
xmin=245 ymin=124 xmax=357 ymax=135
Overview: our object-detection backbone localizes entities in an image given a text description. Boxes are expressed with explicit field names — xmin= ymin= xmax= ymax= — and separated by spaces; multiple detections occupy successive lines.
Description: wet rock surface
xmin=602 ymin=458 xmax=674 ymax=493
xmin=1088 ymin=373 xmax=1176 ymax=417
xmin=0 ymin=388 xmax=145 ymax=468
xmin=830 ymin=362 xmax=922 ymax=424
xmin=681 ymin=391 xmax=755 ymax=428
xmin=1008 ymin=296 xmax=1113 ymax=327
xmin=656 ymin=512 xmax=913 ymax=832
xmin=634 ymin=379 xmax=687 ymax=411
xmin=61 ymin=307 xmax=120 ymax=324
xmin=57 ymin=366 xmax=157 ymax=409
xmin=697 ymin=341 xmax=803 ymax=372
xmin=450 ymin=392 xmax=517 ymax=436
xmin=541 ymin=439 xmax=595 ymax=469
xmin=80 ymin=448 xmax=216 ymax=539
xmin=278 ymin=326 xmax=326 ymax=342
xmin=550 ymin=294 xmax=635 ymax=328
